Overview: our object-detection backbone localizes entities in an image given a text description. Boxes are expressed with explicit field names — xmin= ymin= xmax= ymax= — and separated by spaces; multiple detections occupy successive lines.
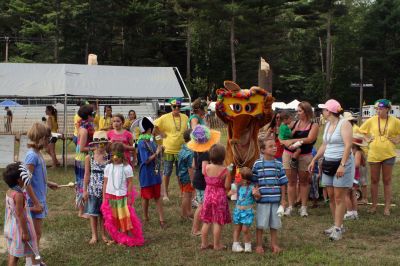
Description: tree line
xmin=0 ymin=0 xmax=399 ymax=108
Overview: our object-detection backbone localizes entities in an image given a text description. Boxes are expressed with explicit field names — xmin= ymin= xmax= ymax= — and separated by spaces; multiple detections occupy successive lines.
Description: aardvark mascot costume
xmin=216 ymin=81 xmax=274 ymax=178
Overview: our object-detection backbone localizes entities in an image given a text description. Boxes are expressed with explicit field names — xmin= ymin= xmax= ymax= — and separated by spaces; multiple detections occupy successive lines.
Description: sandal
xmin=200 ymin=244 xmax=214 ymax=250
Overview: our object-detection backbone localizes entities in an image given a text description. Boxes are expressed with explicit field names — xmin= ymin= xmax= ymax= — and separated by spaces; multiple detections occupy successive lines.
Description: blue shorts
xmin=163 ymin=157 xmax=178 ymax=177
xmin=195 ymin=189 xmax=205 ymax=204
xmin=27 ymin=200 xmax=48 ymax=219
xmin=84 ymin=195 xmax=103 ymax=216
xmin=233 ymin=208 xmax=254 ymax=227
xmin=256 ymin=203 xmax=281 ymax=230
xmin=322 ymin=156 xmax=354 ymax=188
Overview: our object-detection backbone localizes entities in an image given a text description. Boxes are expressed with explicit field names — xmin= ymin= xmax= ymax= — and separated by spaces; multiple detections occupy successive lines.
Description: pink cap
xmin=318 ymin=99 xmax=342 ymax=114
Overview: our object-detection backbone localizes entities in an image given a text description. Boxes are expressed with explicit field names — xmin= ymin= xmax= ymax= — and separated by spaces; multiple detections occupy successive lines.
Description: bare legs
xmin=256 ymin=228 xmax=281 ymax=254
xmin=286 ymin=169 xmax=310 ymax=208
xmin=46 ymin=142 xmax=59 ymax=167
xmin=181 ymin=192 xmax=192 ymax=218
xmin=201 ymin=223 xmax=224 ymax=250
xmin=326 ymin=186 xmax=347 ymax=227
xmin=192 ymin=204 xmax=202 ymax=235
xmin=370 ymin=162 xmax=393 ymax=215
xmin=89 ymin=216 xmax=107 ymax=244
xmin=142 ymin=198 xmax=164 ymax=223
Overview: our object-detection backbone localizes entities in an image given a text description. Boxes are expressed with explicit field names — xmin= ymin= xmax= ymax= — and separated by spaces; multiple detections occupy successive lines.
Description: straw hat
xmin=187 ymin=125 xmax=221 ymax=152
xmin=343 ymin=112 xmax=357 ymax=121
xmin=352 ymin=133 xmax=368 ymax=147
xmin=89 ymin=131 xmax=109 ymax=145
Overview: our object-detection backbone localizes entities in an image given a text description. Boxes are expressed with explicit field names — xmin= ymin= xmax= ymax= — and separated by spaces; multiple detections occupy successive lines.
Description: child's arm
xmin=83 ymin=155 xmax=91 ymax=202
xmin=14 ymin=193 xmax=30 ymax=242
xmin=252 ymin=185 xmax=261 ymax=200
xmin=224 ymin=170 xmax=231 ymax=191
xmin=102 ymin=177 xmax=108 ymax=201
xmin=127 ymin=177 xmax=133 ymax=194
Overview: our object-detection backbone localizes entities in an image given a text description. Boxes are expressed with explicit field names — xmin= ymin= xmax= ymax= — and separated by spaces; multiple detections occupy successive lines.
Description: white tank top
xmin=323 ymin=119 xmax=345 ymax=159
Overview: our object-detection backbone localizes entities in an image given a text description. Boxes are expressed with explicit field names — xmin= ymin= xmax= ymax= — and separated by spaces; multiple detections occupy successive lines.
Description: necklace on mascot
xmin=173 ymin=114 xmax=181 ymax=132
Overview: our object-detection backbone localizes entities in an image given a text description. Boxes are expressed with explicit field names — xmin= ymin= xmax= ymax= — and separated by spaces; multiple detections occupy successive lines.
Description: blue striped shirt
xmin=252 ymin=158 xmax=288 ymax=204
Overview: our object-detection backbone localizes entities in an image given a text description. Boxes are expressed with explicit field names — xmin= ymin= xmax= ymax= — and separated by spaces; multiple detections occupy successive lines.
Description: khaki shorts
xmin=282 ymin=151 xmax=313 ymax=172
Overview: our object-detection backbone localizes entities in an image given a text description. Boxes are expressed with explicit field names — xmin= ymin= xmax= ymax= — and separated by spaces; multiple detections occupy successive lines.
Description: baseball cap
xmin=318 ymin=99 xmax=342 ymax=114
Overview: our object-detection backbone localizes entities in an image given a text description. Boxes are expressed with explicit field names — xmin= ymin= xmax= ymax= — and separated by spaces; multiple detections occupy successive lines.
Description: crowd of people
xmin=3 ymin=96 xmax=399 ymax=265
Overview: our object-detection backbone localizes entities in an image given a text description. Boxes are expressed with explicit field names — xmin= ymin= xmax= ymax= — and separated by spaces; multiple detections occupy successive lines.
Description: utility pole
xmin=359 ymin=57 xmax=363 ymax=125
xmin=5 ymin=36 xmax=9 ymax=62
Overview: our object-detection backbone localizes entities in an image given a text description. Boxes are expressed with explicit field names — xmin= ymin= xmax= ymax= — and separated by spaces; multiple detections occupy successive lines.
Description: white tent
xmin=286 ymin=99 xmax=301 ymax=109
xmin=272 ymin=102 xmax=287 ymax=110
xmin=0 ymin=63 xmax=186 ymax=98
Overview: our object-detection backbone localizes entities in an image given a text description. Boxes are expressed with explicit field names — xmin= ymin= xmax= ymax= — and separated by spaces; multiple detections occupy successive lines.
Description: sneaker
xmin=191 ymin=198 xmax=199 ymax=208
xmin=329 ymin=227 xmax=343 ymax=241
xmin=344 ymin=211 xmax=357 ymax=220
xmin=324 ymin=225 xmax=345 ymax=235
xmin=284 ymin=206 xmax=293 ymax=216
xmin=244 ymin=242 xmax=252 ymax=253
xmin=299 ymin=206 xmax=308 ymax=217
xmin=232 ymin=242 xmax=244 ymax=252
xmin=163 ymin=196 xmax=170 ymax=202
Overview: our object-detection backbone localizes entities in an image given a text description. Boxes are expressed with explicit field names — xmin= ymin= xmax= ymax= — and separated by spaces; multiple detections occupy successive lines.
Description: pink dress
xmin=200 ymin=168 xmax=231 ymax=225
xmin=107 ymin=130 xmax=133 ymax=165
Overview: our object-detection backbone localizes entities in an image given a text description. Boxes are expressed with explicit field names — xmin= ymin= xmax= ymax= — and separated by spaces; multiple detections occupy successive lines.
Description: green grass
xmin=0 ymin=164 xmax=400 ymax=265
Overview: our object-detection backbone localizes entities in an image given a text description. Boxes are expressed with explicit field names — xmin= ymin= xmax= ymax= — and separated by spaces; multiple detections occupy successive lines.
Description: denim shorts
xmin=84 ymin=195 xmax=103 ymax=216
xmin=322 ymin=156 xmax=355 ymax=188
xmin=28 ymin=200 xmax=48 ymax=219
xmin=163 ymin=154 xmax=178 ymax=177
xmin=256 ymin=203 xmax=281 ymax=230
xmin=195 ymin=189 xmax=205 ymax=204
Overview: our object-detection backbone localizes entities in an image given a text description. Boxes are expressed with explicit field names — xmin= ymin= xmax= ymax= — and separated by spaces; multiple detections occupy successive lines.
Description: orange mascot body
xmin=215 ymin=81 xmax=274 ymax=179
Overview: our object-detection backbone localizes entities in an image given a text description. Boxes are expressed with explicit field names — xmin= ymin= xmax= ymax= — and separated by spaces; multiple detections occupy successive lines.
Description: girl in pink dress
xmin=107 ymin=114 xmax=135 ymax=166
xmin=200 ymin=144 xmax=231 ymax=250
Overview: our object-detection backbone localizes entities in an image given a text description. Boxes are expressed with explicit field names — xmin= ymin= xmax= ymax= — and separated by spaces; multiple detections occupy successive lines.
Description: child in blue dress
xmin=231 ymin=167 xmax=259 ymax=253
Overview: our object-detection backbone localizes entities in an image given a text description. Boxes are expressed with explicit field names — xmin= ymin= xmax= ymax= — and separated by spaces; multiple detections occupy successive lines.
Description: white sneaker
xmin=244 ymin=242 xmax=252 ymax=252
xmin=344 ymin=211 xmax=358 ymax=220
xmin=299 ymin=206 xmax=308 ymax=217
xmin=232 ymin=242 xmax=244 ymax=252
xmin=329 ymin=227 xmax=343 ymax=241
xmin=324 ymin=225 xmax=345 ymax=235
xmin=284 ymin=206 xmax=293 ymax=216
xmin=163 ymin=196 xmax=170 ymax=202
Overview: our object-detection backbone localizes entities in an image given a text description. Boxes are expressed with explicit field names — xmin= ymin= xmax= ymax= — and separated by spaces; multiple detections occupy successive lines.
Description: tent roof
xmin=286 ymin=99 xmax=301 ymax=109
xmin=0 ymin=99 xmax=21 ymax=106
xmin=0 ymin=63 xmax=185 ymax=98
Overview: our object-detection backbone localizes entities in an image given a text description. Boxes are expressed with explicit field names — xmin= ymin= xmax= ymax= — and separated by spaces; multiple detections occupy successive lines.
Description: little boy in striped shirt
xmin=252 ymin=134 xmax=288 ymax=254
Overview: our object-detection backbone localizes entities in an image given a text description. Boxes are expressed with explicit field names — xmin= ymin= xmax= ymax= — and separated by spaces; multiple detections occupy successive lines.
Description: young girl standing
xmin=107 ymin=113 xmax=135 ymax=166
xmin=83 ymin=131 xmax=110 ymax=244
xmin=200 ymin=144 xmax=231 ymax=250
xmin=3 ymin=162 xmax=40 ymax=266
xmin=137 ymin=117 xmax=165 ymax=227
xmin=231 ymin=167 xmax=258 ymax=253
xmin=25 ymin=123 xmax=59 ymax=252
xmin=45 ymin=105 xmax=60 ymax=168
xmin=101 ymin=142 xmax=144 ymax=246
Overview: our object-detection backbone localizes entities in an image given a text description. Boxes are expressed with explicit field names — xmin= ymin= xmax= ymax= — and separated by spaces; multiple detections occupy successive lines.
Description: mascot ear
xmin=216 ymin=88 xmax=227 ymax=95
xmin=224 ymin=81 xmax=241 ymax=92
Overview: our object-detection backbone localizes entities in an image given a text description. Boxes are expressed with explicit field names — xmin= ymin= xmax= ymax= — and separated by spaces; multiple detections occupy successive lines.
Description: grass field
xmin=0 ymin=163 xmax=399 ymax=265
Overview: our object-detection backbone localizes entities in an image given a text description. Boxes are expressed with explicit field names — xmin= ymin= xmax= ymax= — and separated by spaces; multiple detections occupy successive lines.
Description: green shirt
xmin=279 ymin=124 xmax=292 ymax=140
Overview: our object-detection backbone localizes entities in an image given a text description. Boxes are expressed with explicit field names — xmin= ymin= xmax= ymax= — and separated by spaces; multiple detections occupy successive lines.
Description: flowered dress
xmin=75 ymin=120 xmax=94 ymax=207
xmin=232 ymin=185 xmax=255 ymax=226
xmin=200 ymin=168 xmax=231 ymax=224
xmin=4 ymin=189 xmax=38 ymax=258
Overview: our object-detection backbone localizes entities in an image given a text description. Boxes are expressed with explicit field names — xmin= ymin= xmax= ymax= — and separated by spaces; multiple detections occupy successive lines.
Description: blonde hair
xmin=27 ymin=123 xmax=51 ymax=150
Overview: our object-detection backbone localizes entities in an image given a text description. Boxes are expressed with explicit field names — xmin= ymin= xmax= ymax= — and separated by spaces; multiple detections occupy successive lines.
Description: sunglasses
xmin=172 ymin=105 xmax=181 ymax=109
xmin=93 ymin=137 xmax=108 ymax=142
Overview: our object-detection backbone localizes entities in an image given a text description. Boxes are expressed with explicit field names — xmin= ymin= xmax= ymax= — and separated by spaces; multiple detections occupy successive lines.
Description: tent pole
xmin=174 ymin=67 xmax=191 ymax=104
xmin=64 ymin=93 xmax=67 ymax=172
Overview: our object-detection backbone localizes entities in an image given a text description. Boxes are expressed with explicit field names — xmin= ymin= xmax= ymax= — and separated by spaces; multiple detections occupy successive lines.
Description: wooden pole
xmin=359 ymin=57 xmax=363 ymax=126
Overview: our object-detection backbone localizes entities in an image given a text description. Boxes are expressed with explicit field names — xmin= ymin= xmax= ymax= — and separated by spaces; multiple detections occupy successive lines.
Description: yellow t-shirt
xmin=74 ymin=114 xmax=81 ymax=137
xmin=99 ymin=116 xmax=112 ymax=131
xmin=123 ymin=119 xmax=133 ymax=130
xmin=48 ymin=115 xmax=58 ymax=132
xmin=359 ymin=115 xmax=400 ymax=162
xmin=154 ymin=113 xmax=188 ymax=154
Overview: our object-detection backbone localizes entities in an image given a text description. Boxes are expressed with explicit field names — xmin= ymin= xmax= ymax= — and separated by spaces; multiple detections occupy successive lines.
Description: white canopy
xmin=0 ymin=63 xmax=185 ymax=98
xmin=286 ymin=99 xmax=301 ymax=109
xmin=272 ymin=102 xmax=287 ymax=110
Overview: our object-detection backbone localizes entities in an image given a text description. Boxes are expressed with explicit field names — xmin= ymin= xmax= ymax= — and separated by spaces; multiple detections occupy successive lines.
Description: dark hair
xmin=78 ymin=104 xmax=94 ymax=120
xmin=209 ymin=144 xmax=226 ymax=165
xmin=3 ymin=162 xmax=22 ymax=188
xmin=183 ymin=129 xmax=192 ymax=143
xmin=110 ymin=142 xmax=126 ymax=164
xmin=267 ymin=111 xmax=281 ymax=130
xmin=240 ymin=167 xmax=253 ymax=181
xmin=46 ymin=106 xmax=58 ymax=122
xmin=298 ymin=101 xmax=314 ymax=120
xmin=280 ymin=111 xmax=292 ymax=120
xmin=112 ymin=113 xmax=125 ymax=124
xmin=104 ymin=105 xmax=112 ymax=117
xmin=128 ymin=110 xmax=136 ymax=119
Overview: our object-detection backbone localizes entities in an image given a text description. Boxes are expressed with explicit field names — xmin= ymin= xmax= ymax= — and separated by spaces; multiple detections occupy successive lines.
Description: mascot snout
xmin=229 ymin=114 xmax=253 ymax=144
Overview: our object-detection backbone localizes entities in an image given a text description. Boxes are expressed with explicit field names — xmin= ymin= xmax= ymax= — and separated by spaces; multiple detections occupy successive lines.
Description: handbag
xmin=321 ymin=158 xmax=341 ymax=176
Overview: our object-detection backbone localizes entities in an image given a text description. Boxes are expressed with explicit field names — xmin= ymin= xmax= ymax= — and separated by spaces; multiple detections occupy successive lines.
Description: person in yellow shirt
xmin=97 ymin=105 xmax=113 ymax=131
xmin=45 ymin=105 xmax=60 ymax=168
xmin=359 ymin=99 xmax=400 ymax=216
xmin=123 ymin=110 xmax=137 ymax=130
xmin=154 ymin=98 xmax=188 ymax=201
